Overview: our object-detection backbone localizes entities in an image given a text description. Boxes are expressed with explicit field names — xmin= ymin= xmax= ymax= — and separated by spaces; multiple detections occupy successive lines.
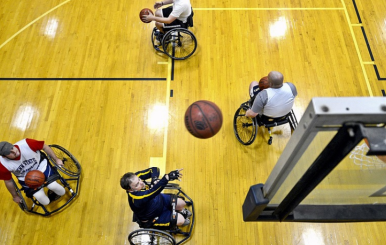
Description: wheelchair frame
xmin=128 ymin=183 xmax=195 ymax=245
xmin=233 ymin=100 xmax=298 ymax=145
xmin=14 ymin=145 xmax=81 ymax=216
xmin=151 ymin=10 xmax=197 ymax=60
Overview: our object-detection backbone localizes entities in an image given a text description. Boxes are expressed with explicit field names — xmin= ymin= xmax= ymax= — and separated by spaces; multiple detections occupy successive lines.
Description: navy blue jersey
xmin=127 ymin=167 xmax=169 ymax=221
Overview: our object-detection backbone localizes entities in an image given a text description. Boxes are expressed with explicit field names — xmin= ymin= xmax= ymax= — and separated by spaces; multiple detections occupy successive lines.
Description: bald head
xmin=268 ymin=71 xmax=284 ymax=88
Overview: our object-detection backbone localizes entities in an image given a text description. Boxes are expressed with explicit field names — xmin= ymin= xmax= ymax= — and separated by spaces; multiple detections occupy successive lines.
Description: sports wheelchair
xmin=233 ymin=99 xmax=298 ymax=145
xmin=128 ymin=183 xmax=194 ymax=245
xmin=13 ymin=145 xmax=81 ymax=216
xmin=151 ymin=9 xmax=197 ymax=60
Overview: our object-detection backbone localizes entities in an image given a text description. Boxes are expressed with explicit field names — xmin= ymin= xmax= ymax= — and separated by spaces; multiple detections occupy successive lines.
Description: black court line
xmin=0 ymin=78 xmax=167 ymax=81
xmin=352 ymin=0 xmax=386 ymax=81
xmin=382 ymin=90 xmax=385 ymax=96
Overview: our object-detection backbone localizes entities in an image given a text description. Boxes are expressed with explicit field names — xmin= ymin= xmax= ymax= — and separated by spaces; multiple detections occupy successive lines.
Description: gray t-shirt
xmin=251 ymin=82 xmax=297 ymax=118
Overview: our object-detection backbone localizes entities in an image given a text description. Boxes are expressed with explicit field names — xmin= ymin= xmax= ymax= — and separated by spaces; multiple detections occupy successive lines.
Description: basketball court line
xmin=194 ymin=7 xmax=344 ymax=11
xmin=351 ymin=0 xmax=386 ymax=81
xmin=341 ymin=0 xmax=373 ymax=97
xmin=149 ymin=57 xmax=173 ymax=175
xmin=0 ymin=78 xmax=167 ymax=80
xmin=0 ymin=0 xmax=71 ymax=50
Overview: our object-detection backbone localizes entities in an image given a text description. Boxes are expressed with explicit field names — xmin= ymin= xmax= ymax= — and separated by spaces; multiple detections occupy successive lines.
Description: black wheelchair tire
xmin=233 ymin=105 xmax=257 ymax=145
xmin=162 ymin=28 xmax=197 ymax=60
xmin=128 ymin=228 xmax=176 ymax=245
xmin=48 ymin=145 xmax=81 ymax=177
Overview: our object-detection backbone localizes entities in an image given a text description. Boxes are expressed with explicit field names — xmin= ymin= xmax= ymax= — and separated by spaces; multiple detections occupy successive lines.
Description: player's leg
xmin=32 ymin=188 xmax=50 ymax=205
xmin=47 ymin=181 xmax=65 ymax=196
xmin=155 ymin=8 xmax=165 ymax=33
xmin=43 ymin=163 xmax=65 ymax=199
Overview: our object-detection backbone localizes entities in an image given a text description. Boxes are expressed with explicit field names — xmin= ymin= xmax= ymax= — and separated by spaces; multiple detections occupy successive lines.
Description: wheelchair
xmin=233 ymin=99 xmax=298 ymax=145
xmin=128 ymin=183 xmax=194 ymax=245
xmin=13 ymin=145 xmax=81 ymax=216
xmin=151 ymin=9 xmax=197 ymax=60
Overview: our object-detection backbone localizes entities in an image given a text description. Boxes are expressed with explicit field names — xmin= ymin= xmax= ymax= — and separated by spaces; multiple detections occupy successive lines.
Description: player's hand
xmin=154 ymin=2 xmax=163 ymax=9
xmin=13 ymin=195 xmax=22 ymax=204
xmin=56 ymin=159 xmax=64 ymax=167
xmin=168 ymin=168 xmax=183 ymax=181
xmin=141 ymin=10 xmax=154 ymax=22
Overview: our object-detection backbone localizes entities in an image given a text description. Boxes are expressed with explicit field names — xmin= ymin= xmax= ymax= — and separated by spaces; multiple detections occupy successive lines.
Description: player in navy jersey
xmin=120 ymin=167 xmax=191 ymax=228
xmin=0 ymin=139 xmax=65 ymax=205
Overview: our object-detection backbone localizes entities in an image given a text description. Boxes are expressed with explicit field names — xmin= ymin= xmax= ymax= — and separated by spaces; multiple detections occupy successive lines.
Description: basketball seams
xmin=188 ymin=104 xmax=203 ymax=138
xmin=200 ymin=100 xmax=223 ymax=128
xmin=193 ymin=103 xmax=215 ymax=136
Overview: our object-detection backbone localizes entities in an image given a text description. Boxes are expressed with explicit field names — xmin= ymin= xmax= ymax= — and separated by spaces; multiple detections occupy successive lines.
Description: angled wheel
xmin=128 ymin=229 xmax=176 ymax=245
xmin=162 ymin=28 xmax=197 ymax=60
xmin=48 ymin=145 xmax=81 ymax=177
xmin=13 ymin=179 xmax=28 ymax=211
xmin=233 ymin=105 xmax=257 ymax=145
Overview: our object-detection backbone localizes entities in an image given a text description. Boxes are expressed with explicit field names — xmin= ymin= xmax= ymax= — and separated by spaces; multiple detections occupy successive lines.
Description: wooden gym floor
xmin=1 ymin=0 xmax=386 ymax=244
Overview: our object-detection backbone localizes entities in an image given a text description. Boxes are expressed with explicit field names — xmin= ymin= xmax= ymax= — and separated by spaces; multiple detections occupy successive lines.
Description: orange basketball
xmin=139 ymin=8 xmax=153 ymax=23
xmin=184 ymin=100 xmax=223 ymax=139
xmin=259 ymin=76 xmax=270 ymax=90
xmin=25 ymin=170 xmax=45 ymax=189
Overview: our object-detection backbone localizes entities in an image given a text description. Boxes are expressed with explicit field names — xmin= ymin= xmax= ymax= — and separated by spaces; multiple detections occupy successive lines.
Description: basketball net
xmin=349 ymin=143 xmax=386 ymax=169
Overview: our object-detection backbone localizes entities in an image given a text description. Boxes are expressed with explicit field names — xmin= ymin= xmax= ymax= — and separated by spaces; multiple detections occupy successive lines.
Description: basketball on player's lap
xmin=140 ymin=8 xmax=153 ymax=23
xmin=25 ymin=170 xmax=45 ymax=189
xmin=184 ymin=100 xmax=223 ymax=139
xmin=259 ymin=76 xmax=270 ymax=90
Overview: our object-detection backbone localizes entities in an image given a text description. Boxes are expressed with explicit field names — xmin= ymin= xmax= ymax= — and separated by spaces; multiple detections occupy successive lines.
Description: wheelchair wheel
xmin=233 ymin=105 xmax=257 ymax=145
xmin=13 ymin=179 xmax=28 ymax=211
xmin=48 ymin=145 xmax=81 ymax=177
xmin=162 ymin=28 xmax=197 ymax=60
xmin=128 ymin=229 xmax=176 ymax=245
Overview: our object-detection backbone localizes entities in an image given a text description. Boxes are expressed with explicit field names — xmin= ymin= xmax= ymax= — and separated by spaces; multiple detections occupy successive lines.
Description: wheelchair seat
xmin=14 ymin=145 xmax=81 ymax=216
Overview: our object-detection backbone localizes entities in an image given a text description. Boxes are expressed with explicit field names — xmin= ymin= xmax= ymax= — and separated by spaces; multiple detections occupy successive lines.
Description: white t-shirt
xmin=170 ymin=0 xmax=191 ymax=23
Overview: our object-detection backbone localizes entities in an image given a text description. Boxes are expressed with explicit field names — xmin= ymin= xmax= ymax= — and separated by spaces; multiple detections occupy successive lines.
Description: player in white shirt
xmin=141 ymin=0 xmax=192 ymax=33
xmin=0 ymin=139 xmax=65 ymax=205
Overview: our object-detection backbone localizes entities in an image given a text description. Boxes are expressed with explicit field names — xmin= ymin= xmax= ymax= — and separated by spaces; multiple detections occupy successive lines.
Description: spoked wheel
xmin=162 ymin=28 xmax=197 ymax=60
xmin=233 ymin=105 xmax=257 ymax=145
xmin=128 ymin=229 xmax=176 ymax=245
xmin=48 ymin=145 xmax=81 ymax=177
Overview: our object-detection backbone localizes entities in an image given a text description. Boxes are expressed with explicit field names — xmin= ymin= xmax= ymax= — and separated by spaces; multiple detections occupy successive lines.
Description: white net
xmin=349 ymin=143 xmax=386 ymax=169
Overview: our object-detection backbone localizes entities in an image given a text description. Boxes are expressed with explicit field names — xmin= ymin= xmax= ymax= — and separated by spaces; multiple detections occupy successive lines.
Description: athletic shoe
xmin=180 ymin=208 xmax=192 ymax=218
xmin=47 ymin=190 xmax=61 ymax=202
xmin=181 ymin=218 xmax=190 ymax=227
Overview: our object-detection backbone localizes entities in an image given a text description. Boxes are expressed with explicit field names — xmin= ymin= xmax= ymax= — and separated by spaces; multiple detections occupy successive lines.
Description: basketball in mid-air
xmin=259 ymin=76 xmax=270 ymax=90
xmin=139 ymin=8 xmax=153 ymax=23
xmin=184 ymin=100 xmax=223 ymax=139
xmin=25 ymin=170 xmax=45 ymax=189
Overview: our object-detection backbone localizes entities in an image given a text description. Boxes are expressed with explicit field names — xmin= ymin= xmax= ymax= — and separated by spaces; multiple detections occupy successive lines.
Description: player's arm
xmin=246 ymin=91 xmax=267 ymax=118
xmin=154 ymin=0 xmax=173 ymax=9
xmin=143 ymin=12 xmax=177 ymax=24
xmin=4 ymin=179 xmax=22 ymax=203
xmin=129 ymin=174 xmax=169 ymax=205
xmin=42 ymin=144 xmax=64 ymax=167
xmin=135 ymin=167 xmax=160 ymax=181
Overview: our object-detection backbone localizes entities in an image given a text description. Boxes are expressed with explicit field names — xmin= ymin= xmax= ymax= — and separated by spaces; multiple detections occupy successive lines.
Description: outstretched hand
xmin=168 ymin=168 xmax=183 ymax=181
xmin=141 ymin=10 xmax=154 ymax=23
